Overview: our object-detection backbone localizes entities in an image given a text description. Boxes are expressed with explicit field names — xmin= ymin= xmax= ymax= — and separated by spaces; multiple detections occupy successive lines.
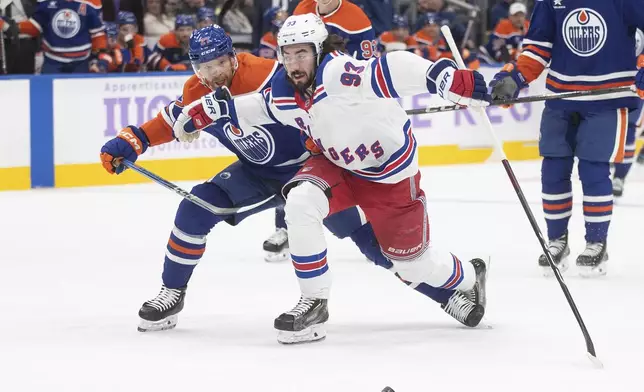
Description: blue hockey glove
xmin=100 ymin=126 xmax=149 ymax=174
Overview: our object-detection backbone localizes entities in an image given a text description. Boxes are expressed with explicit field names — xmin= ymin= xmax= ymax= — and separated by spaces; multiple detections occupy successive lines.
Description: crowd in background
xmin=0 ymin=0 xmax=533 ymax=75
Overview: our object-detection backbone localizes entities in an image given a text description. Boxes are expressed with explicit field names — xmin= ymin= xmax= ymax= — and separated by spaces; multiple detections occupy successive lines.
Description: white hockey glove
xmin=173 ymin=87 xmax=232 ymax=143
xmin=426 ymin=59 xmax=491 ymax=107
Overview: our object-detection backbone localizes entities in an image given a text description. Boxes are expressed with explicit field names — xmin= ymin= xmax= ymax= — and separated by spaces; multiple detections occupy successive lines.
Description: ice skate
xmin=612 ymin=177 xmax=624 ymax=197
xmin=263 ymin=227 xmax=289 ymax=262
xmin=538 ymin=231 xmax=570 ymax=277
xmin=576 ymin=241 xmax=608 ymax=278
xmin=442 ymin=258 xmax=487 ymax=327
xmin=138 ymin=285 xmax=186 ymax=332
xmin=274 ymin=296 xmax=328 ymax=344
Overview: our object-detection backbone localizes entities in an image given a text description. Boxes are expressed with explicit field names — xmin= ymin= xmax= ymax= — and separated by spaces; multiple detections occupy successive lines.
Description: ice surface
xmin=1 ymin=161 xmax=642 ymax=392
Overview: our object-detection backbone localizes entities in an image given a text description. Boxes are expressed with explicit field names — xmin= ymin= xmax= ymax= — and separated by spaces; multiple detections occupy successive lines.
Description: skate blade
xmin=277 ymin=323 xmax=326 ymax=344
xmin=577 ymin=262 xmax=607 ymax=278
xmin=541 ymin=258 xmax=569 ymax=277
xmin=264 ymin=249 xmax=290 ymax=263
xmin=138 ymin=315 xmax=178 ymax=332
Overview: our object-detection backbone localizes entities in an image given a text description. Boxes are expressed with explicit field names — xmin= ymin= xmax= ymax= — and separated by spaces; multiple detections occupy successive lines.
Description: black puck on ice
xmin=382 ymin=387 xmax=395 ymax=392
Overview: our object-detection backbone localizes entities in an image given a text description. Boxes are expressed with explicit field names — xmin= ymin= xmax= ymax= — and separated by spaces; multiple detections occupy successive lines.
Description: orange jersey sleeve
xmin=17 ymin=19 xmax=41 ymax=37
xmin=229 ymin=53 xmax=279 ymax=96
xmin=141 ymin=75 xmax=209 ymax=146
xmin=293 ymin=0 xmax=316 ymax=15
xmin=379 ymin=31 xmax=395 ymax=44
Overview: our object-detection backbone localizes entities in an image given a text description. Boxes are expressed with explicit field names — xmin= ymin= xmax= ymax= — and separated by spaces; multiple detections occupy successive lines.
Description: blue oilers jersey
xmin=517 ymin=0 xmax=644 ymax=111
xmin=25 ymin=0 xmax=105 ymax=63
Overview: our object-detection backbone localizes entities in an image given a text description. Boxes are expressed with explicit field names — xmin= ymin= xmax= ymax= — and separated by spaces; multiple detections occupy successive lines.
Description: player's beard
xmin=287 ymin=70 xmax=315 ymax=96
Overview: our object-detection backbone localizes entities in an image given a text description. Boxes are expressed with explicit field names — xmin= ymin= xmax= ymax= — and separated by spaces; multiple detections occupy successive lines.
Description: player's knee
xmin=174 ymin=182 xmax=231 ymax=235
xmin=390 ymin=249 xmax=436 ymax=282
xmin=578 ymin=159 xmax=609 ymax=185
xmin=284 ymin=182 xmax=329 ymax=226
xmin=541 ymin=157 xmax=574 ymax=183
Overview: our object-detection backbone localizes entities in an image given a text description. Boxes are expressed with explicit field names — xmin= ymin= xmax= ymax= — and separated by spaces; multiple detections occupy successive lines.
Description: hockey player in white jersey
xmin=173 ymin=13 xmax=492 ymax=344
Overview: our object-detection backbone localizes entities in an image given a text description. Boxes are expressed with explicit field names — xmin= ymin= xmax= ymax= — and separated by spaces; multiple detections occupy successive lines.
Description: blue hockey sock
xmin=541 ymin=157 xmax=574 ymax=240
xmin=578 ymin=159 xmax=612 ymax=243
xmin=275 ymin=205 xmax=286 ymax=229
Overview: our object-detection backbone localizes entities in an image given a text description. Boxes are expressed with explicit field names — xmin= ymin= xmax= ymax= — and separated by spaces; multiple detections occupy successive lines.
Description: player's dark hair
xmin=320 ymin=34 xmax=348 ymax=58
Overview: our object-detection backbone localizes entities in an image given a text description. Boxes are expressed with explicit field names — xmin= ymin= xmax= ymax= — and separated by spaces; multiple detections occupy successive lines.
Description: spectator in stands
xmin=103 ymin=0 xmax=145 ymax=34
xmin=197 ymin=7 xmax=216 ymax=29
xmin=251 ymin=0 xmax=299 ymax=50
xmin=164 ymin=0 xmax=182 ymax=18
xmin=488 ymin=0 xmax=513 ymax=30
xmin=144 ymin=0 xmax=175 ymax=48
xmin=378 ymin=14 xmax=418 ymax=53
xmin=414 ymin=12 xmax=479 ymax=69
xmin=221 ymin=0 xmax=254 ymax=35
xmin=147 ymin=14 xmax=193 ymax=71
xmin=0 ymin=0 xmax=39 ymax=74
xmin=353 ymin=0 xmax=394 ymax=37
xmin=110 ymin=11 xmax=148 ymax=72
xmin=479 ymin=2 xmax=528 ymax=64
xmin=258 ymin=6 xmax=287 ymax=59
xmin=181 ymin=0 xmax=216 ymax=17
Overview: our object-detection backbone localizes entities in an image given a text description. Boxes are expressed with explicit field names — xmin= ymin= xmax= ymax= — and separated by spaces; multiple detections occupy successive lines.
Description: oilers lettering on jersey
xmin=223 ymin=123 xmax=276 ymax=165
xmin=17 ymin=0 xmax=106 ymax=63
xmin=517 ymin=0 xmax=644 ymax=111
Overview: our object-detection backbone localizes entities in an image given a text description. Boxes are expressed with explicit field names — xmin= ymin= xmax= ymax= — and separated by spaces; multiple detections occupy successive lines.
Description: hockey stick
xmin=440 ymin=25 xmax=603 ymax=368
xmin=405 ymin=85 xmax=634 ymax=116
xmin=121 ymin=159 xmax=276 ymax=215
xmin=0 ymin=8 xmax=7 ymax=75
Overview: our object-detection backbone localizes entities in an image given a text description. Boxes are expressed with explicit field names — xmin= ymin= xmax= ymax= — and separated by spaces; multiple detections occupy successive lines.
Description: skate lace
xmin=580 ymin=242 xmax=604 ymax=257
xmin=443 ymin=292 xmax=475 ymax=324
xmin=548 ymin=237 xmax=567 ymax=254
xmin=146 ymin=286 xmax=181 ymax=312
xmin=267 ymin=228 xmax=288 ymax=246
xmin=287 ymin=297 xmax=316 ymax=317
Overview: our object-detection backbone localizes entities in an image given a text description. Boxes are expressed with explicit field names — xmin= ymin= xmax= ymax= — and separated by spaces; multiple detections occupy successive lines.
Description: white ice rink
xmin=2 ymin=160 xmax=643 ymax=392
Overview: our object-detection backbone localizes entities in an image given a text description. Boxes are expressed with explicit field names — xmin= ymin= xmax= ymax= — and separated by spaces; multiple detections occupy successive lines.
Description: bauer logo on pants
xmin=223 ymin=123 xmax=275 ymax=165
xmin=562 ymin=8 xmax=607 ymax=57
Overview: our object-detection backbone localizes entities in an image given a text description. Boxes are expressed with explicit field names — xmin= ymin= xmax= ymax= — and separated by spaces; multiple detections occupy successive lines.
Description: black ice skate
xmin=441 ymin=258 xmax=487 ymax=327
xmin=538 ymin=231 xmax=570 ymax=277
xmin=576 ymin=240 xmax=608 ymax=278
xmin=263 ymin=227 xmax=289 ymax=262
xmin=612 ymin=177 xmax=624 ymax=197
xmin=274 ymin=296 xmax=328 ymax=344
xmin=138 ymin=285 xmax=186 ymax=332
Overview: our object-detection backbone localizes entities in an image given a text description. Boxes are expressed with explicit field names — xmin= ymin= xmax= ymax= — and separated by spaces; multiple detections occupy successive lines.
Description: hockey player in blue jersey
xmin=100 ymin=25 xmax=463 ymax=332
xmin=612 ymin=29 xmax=644 ymax=197
xmin=490 ymin=0 xmax=644 ymax=277
xmin=0 ymin=0 xmax=108 ymax=73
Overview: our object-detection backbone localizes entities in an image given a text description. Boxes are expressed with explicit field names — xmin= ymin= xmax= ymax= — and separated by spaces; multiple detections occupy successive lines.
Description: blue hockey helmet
xmin=263 ymin=6 xmax=288 ymax=30
xmin=197 ymin=7 xmax=215 ymax=23
xmin=175 ymin=14 xmax=196 ymax=28
xmin=189 ymin=25 xmax=236 ymax=88
xmin=117 ymin=11 xmax=137 ymax=26
xmin=392 ymin=14 xmax=408 ymax=29
xmin=105 ymin=22 xmax=119 ymax=38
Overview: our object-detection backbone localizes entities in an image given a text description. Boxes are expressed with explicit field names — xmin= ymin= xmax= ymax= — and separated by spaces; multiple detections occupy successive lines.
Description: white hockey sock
xmin=392 ymin=247 xmax=475 ymax=291
xmin=284 ymin=182 xmax=332 ymax=299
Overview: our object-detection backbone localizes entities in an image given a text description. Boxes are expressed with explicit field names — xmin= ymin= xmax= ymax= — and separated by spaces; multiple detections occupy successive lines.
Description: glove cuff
xmin=118 ymin=126 xmax=150 ymax=155
xmin=425 ymin=58 xmax=458 ymax=94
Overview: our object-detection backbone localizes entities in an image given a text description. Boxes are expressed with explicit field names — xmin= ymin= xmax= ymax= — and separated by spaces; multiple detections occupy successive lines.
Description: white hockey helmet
xmin=276 ymin=13 xmax=329 ymax=64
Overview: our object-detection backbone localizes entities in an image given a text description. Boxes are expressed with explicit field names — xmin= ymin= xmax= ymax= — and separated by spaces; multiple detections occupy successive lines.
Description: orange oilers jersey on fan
xmin=140 ymin=52 xmax=279 ymax=146
xmin=480 ymin=18 xmax=529 ymax=63
xmin=148 ymin=32 xmax=190 ymax=71
xmin=294 ymin=0 xmax=377 ymax=60
xmin=259 ymin=31 xmax=278 ymax=59
xmin=413 ymin=31 xmax=479 ymax=69
xmin=107 ymin=34 xmax=148 ymax=72
xmin=378 ymin=31 xmax=418 ymax=52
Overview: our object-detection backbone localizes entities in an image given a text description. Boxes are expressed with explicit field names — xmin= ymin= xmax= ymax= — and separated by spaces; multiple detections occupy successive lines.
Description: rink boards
xmin=0 ymin=67 xmax=547 ymax=191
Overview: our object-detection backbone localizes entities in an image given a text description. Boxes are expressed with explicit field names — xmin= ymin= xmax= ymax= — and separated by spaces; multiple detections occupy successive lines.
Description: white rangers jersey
xmin=228 ymin=50 xmax=450 ymax=184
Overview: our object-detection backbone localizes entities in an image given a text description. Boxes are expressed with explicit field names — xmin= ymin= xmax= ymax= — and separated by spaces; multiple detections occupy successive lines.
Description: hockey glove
xmin=100 ymin=126 xmax=149 ymax=174
xmin=489 ymin=63 xmax=529 ymax=107
xmin=427 ymin=58 xmax=491 ymax=107
xmin=300 ymin=132 xmax=321 ymax=155
xmin=173 ymin=87 xmax=232 ymax=143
